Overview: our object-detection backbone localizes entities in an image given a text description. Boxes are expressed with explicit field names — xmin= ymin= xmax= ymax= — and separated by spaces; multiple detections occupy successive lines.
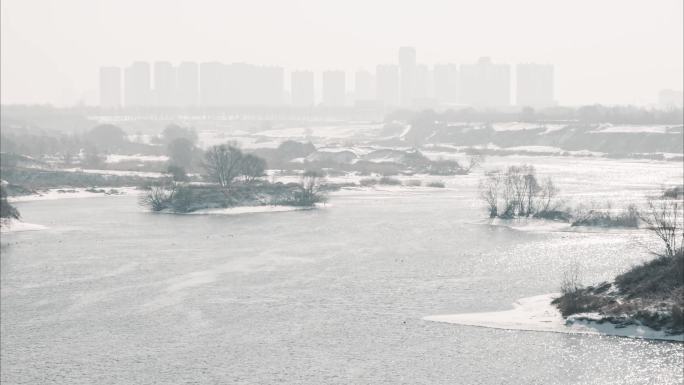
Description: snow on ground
xmin=106 ymin=154 xmax=169 ymax=163
xmin=589 ymin=124 xmax=677 ymax=134
xmin=540 ymin=124 xmax=568 ymax=134
xmin=258 ymin=123 xmax=382 ymax=140
xmin=61 ymin=168 xmax=165 ymax=178
xmin=504 ymin=145 xmax=562 ymax=153
xmin=264 ymin=171 xmax=462 ymax=188
xmin=501 ymin=146 xmax=605 ymax=157
xmin=424 ymin=293 xmax=684 ymax=342
xmin=398 ymin=125 xmax=412 ymax=141
xmin=491 ymin=122 xmax=545 ymax=131
xmin=314 ymin=146 xmax=372 ymax=156
xmin=0 ymin=218 xmax=47 ymax=233
xmin=632 ymin=152 xmax=684 ymax=160
xmin=484 ymin=218 xmax=572 ymax=233
xmin=126 ymin=134 xmax=154 ymax=144
xmin=180 ymin=205 xmax=320 ymax=215
xmin=8 ymin=187 xmax=142 ymax=202
xmin=198 ymin=132 xmax=282 ymax=150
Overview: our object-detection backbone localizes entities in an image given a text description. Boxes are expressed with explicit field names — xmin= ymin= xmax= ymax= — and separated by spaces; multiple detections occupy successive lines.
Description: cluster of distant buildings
xmin=658 ymin=89 xmax=684 ymax=109
xmin=100 ymin=47 xmax=556 ymax=109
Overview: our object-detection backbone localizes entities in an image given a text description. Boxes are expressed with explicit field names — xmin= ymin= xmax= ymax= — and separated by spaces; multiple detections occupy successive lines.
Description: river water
xmin=2 ymin=156 xmax=683 ymax=384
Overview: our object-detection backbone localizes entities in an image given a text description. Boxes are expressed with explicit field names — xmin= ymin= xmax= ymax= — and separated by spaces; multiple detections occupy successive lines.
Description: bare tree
xmin=523 ymin=173 xmax=539 ymax=216
xmin=464 ymin=154 xmax=484 ymax=172
xmin=479 ymin=164 xmax=557 ymax=219
xmin=167 ymin=137 xmax=195 ymax=169
xmin=536 ymin=177 xmax=559 ymax=213
xmin=504 ymin=165 xmax=525 ymax=216
xmin=507 ymin=165 xmax=538 ymax=216
xmin=82 ymin=144 xmax=105 ymax=169
xmin=240 ymin=154 xmax=266 ymax=184
xmin=640 ymin=199 xmax=683 ymax=258
xmin=479 ymin=170 xmax=503 ymax=218
xmin=203 ymin=144 xmax=243 ymax=188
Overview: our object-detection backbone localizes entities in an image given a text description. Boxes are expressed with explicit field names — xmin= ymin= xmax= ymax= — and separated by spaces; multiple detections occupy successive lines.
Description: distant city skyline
xmin=1 ymin=0 xmax=682 ymax=106
xmin=98 ymin=51 xmax=559 ymax=109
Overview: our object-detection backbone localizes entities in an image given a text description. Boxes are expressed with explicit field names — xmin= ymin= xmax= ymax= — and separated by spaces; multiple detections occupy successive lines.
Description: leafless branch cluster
xmin=478 ymin=165 xmax=558 ymax=218
xmin=203 ymin=143 xmax=265 ymax=187
xmin=640 ymin=198 xmax=683 ymax=258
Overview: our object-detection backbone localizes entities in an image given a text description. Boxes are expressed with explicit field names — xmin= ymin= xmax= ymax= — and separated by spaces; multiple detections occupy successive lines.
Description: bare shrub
xmin=139 ymin=184 xmax=176 ymax=211
xmin=359 ymin=178 xmax=378 ymax=187
xmin=283 ymin=171 xmax=327 ymax=207
xmin=378 ymin=176 xmax=402 ymax=185
xmin=640 ymin=199 xmax=683 ymax=258
xmin=0 ymin=184 xmax=20 ymax=220
xmin=561 ymin=261 xmax=583 ymax=296
xmin=552 ymin=261 xmax=589 ymax=317
xmin=427 ymin=181 xmax=445 ymax=188
xmin=571 ymin=202 xmax=640 ymax=228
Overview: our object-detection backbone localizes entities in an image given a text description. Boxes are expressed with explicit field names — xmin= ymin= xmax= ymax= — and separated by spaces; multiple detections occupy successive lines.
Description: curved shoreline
xmin=424 ymin=294 xmax=684 ymax=342
xmin=8 ymin=187 xmax=141 ymax=203
xmin=0 ymin=219 xmax=47 ymax=233
xmin=178 ymin=205 xmax=318 ymax=215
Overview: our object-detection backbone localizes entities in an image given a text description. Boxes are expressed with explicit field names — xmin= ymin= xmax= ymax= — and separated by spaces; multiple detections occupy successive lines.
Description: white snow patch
xmin=485 ymin=218 xmax=571 ymax=233
xmin=590 ymin=124 xmax=674 ymax=134
xmin=491 ymin=122 xmax=545 ymax=131
xmin=61 ymin=168 xmax=165 ymax=178
xmin=181 ymin=205 xmax=319 ymax=215
xmin=504 ymin=145 xmax=564 ymax=154
xmin=106 ymin=154 xmax=168 ymax=163
xmin=540 ymin=124 xmax=568 ymax=134
xmin=398 ymin=125 xmax=412 ymax=141
xmin=424 ymin=293 xmax=684 ymax=342
xmin=1 ymin=218 xmax=47 ymax=233
xmin=8 ymin=187 xmax=141 ymax=202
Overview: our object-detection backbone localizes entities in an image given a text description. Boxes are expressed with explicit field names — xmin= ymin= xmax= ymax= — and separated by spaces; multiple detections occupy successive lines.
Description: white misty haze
xmin=1 ymin=0 xmax=682 ymax=106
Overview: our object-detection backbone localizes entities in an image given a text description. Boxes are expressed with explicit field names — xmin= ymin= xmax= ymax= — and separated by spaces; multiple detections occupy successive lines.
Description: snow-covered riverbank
xmin=181 ymin=205 xmax=318 ymax=215
xmin=0 ymin=218 xmax=47 ymax=233
xmin=424 ymin=294 xmax=684 ymax=342
xmin=8 ymin=187 xmax=142 ymax=203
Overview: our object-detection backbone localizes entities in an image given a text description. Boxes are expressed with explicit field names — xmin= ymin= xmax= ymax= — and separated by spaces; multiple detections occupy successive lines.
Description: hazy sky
xmin=1 ymin=0 xmax=682 ymax=106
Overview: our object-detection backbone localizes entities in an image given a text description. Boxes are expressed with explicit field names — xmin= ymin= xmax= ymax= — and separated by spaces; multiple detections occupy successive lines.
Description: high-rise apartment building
xmin=322 ymin=70 xmax=346 ymax=107
xmin=124 ymin=62 xmax=152 ymax=107
xmin=516 ymin=63 xmax=554 ymax=107
xmin=154 ymin=61 xmax=176 ymax=107
xmin=291 ymin=70 xmax=315 ymax=107
xmin=398 ymin=47 xmax=417 ymax=107
xmin=176 ymin=62 xmax=199 ymax=107
xmin=375 ymin=65 xmax=400 ymax=107
xmin=460 ymin=57 xmax=510 ymax=107
xmin=99 ymin=66 xmax=121 ymax=108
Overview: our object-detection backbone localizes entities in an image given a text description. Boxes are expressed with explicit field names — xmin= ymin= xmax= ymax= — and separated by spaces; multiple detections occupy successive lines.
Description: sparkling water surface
xmin=2 ymin=157 xmax=683 ymax=384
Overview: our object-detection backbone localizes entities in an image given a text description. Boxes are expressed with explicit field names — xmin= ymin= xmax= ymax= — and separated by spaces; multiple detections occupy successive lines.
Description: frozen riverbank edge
xmin=424 ymin=294 xmax=684 ymax=342
xmin=0 ymin=218 xmax=47 ymax=233
xmin=174 ymin=204 xmax=322 ymax=215
xmin=8 ymin=187 xmax=142 ymax=202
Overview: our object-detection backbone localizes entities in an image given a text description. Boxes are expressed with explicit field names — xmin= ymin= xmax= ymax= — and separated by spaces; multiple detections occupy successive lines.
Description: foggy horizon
xmin=2 ymin=0 xmax=683 ymax=107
